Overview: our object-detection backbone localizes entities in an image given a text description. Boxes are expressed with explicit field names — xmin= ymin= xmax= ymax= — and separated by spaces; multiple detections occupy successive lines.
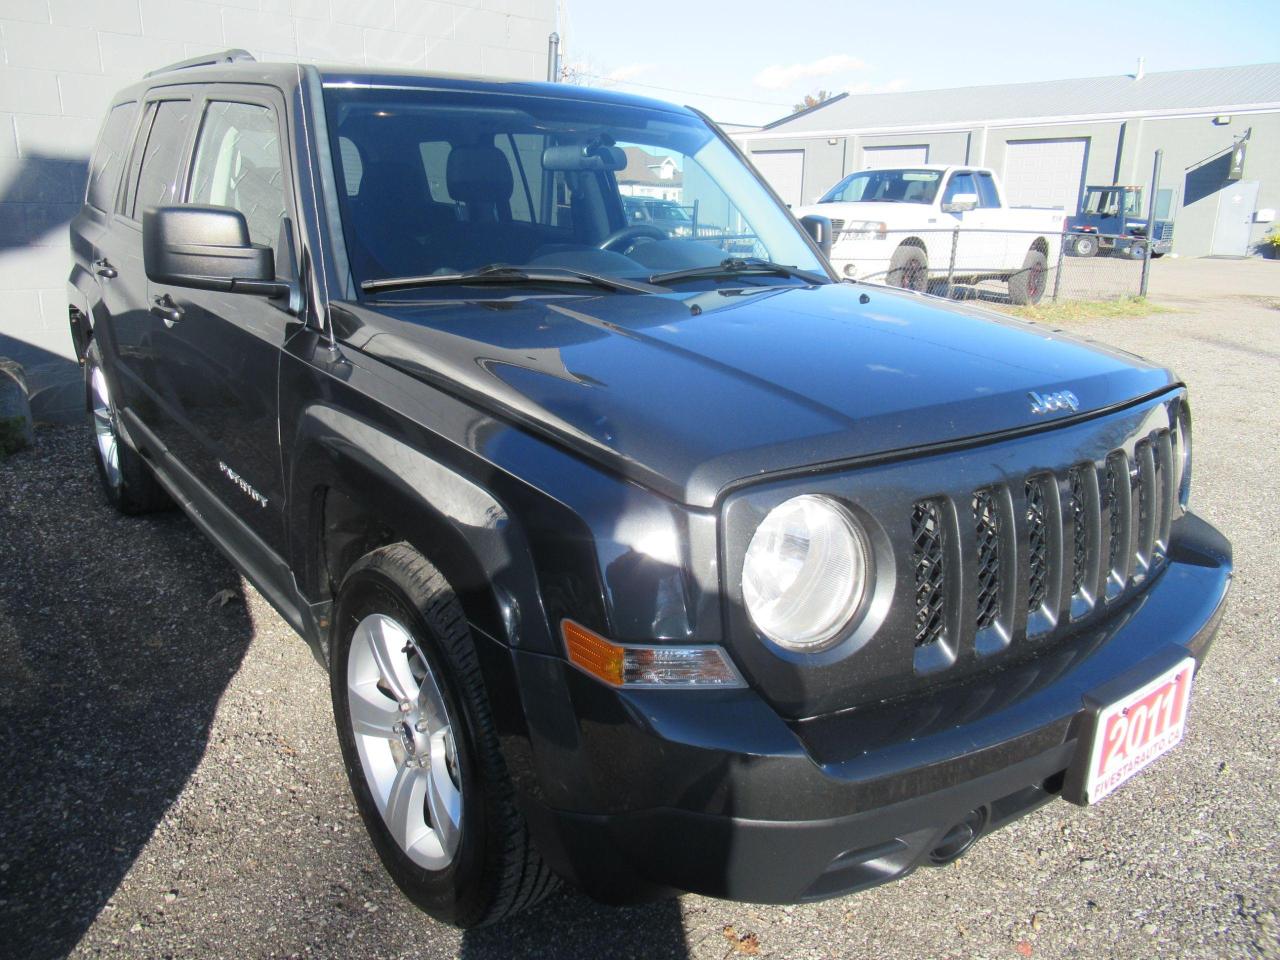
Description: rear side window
xmin=86 ymin=102 xmax=138 ymax=212
xmin=975 ymin=172 xmax=1001 ymax=209
xmin=130 ymin=99 xmax=194 ymax=219
xmin=188 ymin=100 xmax=287 ymax=252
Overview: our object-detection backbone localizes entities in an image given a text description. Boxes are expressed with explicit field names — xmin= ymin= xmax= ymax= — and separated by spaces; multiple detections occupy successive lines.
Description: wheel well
xmin=313 ymin=485 xmax=505 ymax=643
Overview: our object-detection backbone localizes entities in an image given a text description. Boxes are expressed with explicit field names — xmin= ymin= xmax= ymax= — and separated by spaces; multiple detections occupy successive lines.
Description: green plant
xmin=1263 ymin=227 xmax=1280 ymax=250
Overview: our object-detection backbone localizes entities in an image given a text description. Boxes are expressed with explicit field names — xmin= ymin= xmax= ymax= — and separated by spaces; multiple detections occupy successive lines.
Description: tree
xmin=792 ymin=90 xmax=833 ymax=114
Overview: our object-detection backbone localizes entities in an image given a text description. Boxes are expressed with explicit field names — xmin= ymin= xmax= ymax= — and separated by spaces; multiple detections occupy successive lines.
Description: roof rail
xmin=144 ymin=49 xmax=256 ymax=78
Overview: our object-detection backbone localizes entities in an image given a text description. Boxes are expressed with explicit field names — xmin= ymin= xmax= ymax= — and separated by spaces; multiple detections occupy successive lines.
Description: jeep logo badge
xmin=1028 ymin=389 xmax=1080 ymax=415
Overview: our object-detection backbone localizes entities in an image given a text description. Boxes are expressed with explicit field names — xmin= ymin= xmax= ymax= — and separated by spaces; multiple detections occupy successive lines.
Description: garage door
xmin=751 ymin=149 xmax=805 ymax=207
xmin=1004 ymin=138 xmax=1088 ymax=213
xmin=862 ymin=144 xmax=929 ymax=169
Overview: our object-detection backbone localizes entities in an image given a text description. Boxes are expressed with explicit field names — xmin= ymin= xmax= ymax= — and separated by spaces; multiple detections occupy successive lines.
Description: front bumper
xmin=508 ymin=513 xmax=1231 ymax=904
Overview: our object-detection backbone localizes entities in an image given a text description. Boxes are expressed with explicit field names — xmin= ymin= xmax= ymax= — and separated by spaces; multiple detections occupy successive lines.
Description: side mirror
xmin=799 ymin=214 xmax=833 ymax=256
xmin=941 ymin=192 xmax=979 ymax=214
xmin=143 ymin=205 xmax=289 ymax=297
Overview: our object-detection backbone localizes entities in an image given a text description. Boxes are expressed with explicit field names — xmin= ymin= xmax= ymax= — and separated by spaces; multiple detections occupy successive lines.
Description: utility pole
xmin=1140 ymin=149 xmax=1161 ymax=298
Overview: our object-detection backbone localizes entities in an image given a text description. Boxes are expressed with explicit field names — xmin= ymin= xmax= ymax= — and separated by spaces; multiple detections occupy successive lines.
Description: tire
xmin=85 ymin=342 xmax=171 ymax=514
xmin=330 ymin=543 xmax=557 ymax=927
xmin=887 ymin=245 xmax=928 ymax=292
xmin=1071 ymin=235 xmax=1097 ymax=258
xmin=1008 ymin=248 xmax=1048 ymax=306
xmin=1127 ymin=241 xmax=1149 ymax=260
xmin=1151 ymin=251 xmax=1165 ymax=259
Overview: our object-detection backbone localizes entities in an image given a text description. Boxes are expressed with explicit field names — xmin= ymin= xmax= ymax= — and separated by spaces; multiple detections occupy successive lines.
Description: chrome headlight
xmin=742 ymin=495 xmax=870 ymax=651
xmin=837 ymin=220 xmax=887 ymax=241
xmin=1174 ymin=401 xmax=1192 ymax=508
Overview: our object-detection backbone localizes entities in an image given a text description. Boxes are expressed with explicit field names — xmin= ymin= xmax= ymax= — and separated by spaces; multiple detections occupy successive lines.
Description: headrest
xmin=446 ymin=145 xmax=513 ymax=204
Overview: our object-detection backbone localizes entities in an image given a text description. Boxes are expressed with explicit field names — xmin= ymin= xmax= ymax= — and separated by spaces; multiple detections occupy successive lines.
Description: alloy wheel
xmin=90 ymin=366 xmax=122 ymax=491
xmin=347 ymin=613 xmax=463 ymax=870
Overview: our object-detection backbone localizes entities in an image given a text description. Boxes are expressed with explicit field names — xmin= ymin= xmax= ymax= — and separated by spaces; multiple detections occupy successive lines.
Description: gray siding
xmin=0 ymin=0 xmax=556 ymax=375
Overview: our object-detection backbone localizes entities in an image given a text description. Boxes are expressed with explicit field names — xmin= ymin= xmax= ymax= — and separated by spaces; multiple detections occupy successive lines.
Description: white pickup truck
xmin=793 ymin=165 xmax=1065 ymax=304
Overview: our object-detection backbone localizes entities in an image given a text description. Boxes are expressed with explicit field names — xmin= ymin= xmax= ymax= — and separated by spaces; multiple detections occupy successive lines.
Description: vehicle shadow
xmin=0 ymin=425 xmax=254 ymax=960
xmin=459 ymin=888 xmax=691 ymax=959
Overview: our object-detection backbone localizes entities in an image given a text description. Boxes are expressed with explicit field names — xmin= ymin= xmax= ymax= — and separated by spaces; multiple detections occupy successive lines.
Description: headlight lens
xmin=838 ymin=220 xmax=887 ymax=240
xmin=742 ymin=495 xmax=869 ymax=650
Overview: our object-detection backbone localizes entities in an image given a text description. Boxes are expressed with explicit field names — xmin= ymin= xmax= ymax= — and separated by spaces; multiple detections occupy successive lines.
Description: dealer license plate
xmin=1083 ymin=658 xmax=1196 ymax=805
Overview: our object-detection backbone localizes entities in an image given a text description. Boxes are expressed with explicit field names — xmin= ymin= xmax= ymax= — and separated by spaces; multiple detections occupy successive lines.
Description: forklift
xmin=1066 ymin=185 xmax=1174 ymax=258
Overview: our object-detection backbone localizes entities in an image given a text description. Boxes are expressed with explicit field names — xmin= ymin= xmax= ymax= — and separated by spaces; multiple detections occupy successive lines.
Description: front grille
xmin=1068 ymin=467 xmax=1088 ymax=595
xmin=1025 ymin=477 xmax=1050 ymax=615
xmin=906 ymin=426 xmax=1174 ymax=667
xmin=973 ymin=490 xmax=1001 ymax=630
xmin=828 ymin=219 xmax=845 ymax=235
xmin=911 ymin=500 xmax=946 ymax=648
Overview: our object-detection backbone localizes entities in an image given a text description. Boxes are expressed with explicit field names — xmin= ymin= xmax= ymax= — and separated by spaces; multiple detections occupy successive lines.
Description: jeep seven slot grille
xmin=911 ymin=501 xmax=946 ymax=648
xmin=909 ymin=429 xmax=1173 ymax=657
xmin=973 ymin=490 xmax=1001 ymax=630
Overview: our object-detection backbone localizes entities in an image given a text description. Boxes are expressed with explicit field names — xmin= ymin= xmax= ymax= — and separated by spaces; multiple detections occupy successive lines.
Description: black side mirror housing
xmin=799 ymin=214 xmax=833 ymax=257
xmin=143 ymin=205 xmax=290 ymax=298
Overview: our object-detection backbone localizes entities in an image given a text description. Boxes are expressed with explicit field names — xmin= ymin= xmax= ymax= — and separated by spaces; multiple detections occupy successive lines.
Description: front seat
xmin=346 ymin=159 xmax=442 ymax=279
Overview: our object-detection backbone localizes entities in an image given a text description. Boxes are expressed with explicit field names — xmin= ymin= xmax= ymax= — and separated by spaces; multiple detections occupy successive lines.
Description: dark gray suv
xmin=68 ymin=50 xmax=1231 ymax=928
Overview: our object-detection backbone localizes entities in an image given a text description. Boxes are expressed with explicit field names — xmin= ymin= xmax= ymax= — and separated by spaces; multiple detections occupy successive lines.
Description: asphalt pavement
xmin=0 ymin=259 xmax=1276 ymax=959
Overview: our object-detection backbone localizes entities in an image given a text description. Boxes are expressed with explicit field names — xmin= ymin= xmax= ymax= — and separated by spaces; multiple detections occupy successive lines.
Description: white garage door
xmin=1004 ymin=138 xmax=1088 ymax=213
xmin=862 ymin=144 xmax=929 ymax=169
xmin=751 ymin=149 xmax=805 ymax=207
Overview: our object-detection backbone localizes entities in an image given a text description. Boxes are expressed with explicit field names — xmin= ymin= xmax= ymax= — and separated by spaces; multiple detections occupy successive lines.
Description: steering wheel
xmin=598 ymin=224 xmax=668 ymax=255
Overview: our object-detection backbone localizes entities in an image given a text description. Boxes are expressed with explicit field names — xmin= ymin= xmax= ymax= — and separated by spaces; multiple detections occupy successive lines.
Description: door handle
xmin=94 ymin=257 xmax=117 ymax=279
xmin=151 ymin=294 xmax=184 ymax=325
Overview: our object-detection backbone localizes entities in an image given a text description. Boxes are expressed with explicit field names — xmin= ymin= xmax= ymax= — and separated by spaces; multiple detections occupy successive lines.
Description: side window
xmin=943 ymin=172 xmax=978 ymax=204
xmin=494 ymin=134 xmax=533 ymax=222
xmin=419 ymin=141 xmax=454 ymax=202
xmin=975 ymin=172 xmax=1001 ymax=208
xmin=338 ymin=136 xmax=363 ymax=196
xmin=131 ymin=99 xmax=194 ymax=220
xmin=188 ymin=101 xmax=287 ymax=253
xmin=86 ymin=102 xmax=138 ymax=212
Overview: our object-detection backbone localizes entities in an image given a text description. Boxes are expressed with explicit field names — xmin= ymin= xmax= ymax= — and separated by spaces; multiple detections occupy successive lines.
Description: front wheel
xmin=1008 ymin=248 xmax=1048 ymax=305
xmin=330 ymin=544 xmax=557 ymax=927
xmin=887 ymin=245 xmax=928 ymax=292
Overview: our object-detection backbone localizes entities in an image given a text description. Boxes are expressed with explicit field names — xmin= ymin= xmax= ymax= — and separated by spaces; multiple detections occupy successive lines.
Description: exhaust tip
xmin=929 ymin=807 xmax=988 ymax=865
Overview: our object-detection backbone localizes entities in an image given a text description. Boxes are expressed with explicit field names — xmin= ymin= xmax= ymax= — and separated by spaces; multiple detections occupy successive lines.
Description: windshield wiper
xmin=361 ymin=264 xmax=666 ymax=295
xmin=648 ymin=257 xmax=828 ymax=286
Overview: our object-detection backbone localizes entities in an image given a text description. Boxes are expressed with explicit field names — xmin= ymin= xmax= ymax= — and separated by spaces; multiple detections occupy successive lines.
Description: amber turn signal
xmin=561 ymin=620 xmax=745 ymax=688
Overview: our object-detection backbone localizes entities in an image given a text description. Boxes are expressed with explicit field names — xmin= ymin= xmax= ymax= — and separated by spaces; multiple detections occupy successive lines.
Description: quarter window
xmin=188 ymin=101 xmax=288 ymax=252
xmin=87 ymin=102 xmax=138 ymax=212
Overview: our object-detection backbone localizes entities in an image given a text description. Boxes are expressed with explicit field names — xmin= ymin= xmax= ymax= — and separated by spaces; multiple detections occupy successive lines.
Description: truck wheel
xmin=1009 ymin=249 xmax=1048 ymax=305
xmin=330 ymin=544 xmax=558 ymax=927
xmin=1128 ymin=241 xmax=1149 ymax=260
xmin=85 ymin=342 xmax=171 ymax=514
xmin=1072 ymin=235 xmax=1097 ymax=258
xmin=887 ymin=246 xmax=927 ymax=292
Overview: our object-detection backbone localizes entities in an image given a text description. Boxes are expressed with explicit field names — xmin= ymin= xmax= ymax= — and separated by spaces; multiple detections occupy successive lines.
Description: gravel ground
xmin=1 ymin=263 xmax=1277 ymax=960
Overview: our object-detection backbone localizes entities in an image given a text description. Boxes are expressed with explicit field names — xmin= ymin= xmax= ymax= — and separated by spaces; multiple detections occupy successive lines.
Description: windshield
xmin=322 ymin=85 xmax=826 ymax=293
xmin=819 ymin=169 xmax=941 ymax=205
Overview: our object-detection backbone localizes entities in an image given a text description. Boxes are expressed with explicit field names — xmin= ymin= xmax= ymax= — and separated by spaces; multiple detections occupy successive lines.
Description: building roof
xmin=755 ymin=62 xmax=1280 ymax=135
xmin=617 ymin=147 xmax=682 ymax=186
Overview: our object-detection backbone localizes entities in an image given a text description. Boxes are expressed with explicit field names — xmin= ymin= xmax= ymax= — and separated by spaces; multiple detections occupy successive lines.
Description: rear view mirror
xmin=799 ymin=214 xmax=833 ymax=256
xmin=143 ymin=205 xmax=289 ymax=297
xmin=942 ymin=193 xmax=979 ymax=213
xmin=542 ymin=143 xmax=627 ymax=172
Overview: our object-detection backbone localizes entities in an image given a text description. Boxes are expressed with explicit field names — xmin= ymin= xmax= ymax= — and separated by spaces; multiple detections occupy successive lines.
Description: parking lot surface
xmin=1 ymin=260 xmax=1277 ymax=960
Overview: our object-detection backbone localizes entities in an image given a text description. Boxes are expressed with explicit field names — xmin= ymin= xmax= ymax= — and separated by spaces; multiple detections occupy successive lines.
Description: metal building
xmin=736 ymin=63 xmax=1280 ymax=260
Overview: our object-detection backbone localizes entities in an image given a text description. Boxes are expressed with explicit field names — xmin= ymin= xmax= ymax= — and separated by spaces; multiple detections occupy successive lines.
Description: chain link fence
xmin=824 ymin=226 xmax=1158 ymax=306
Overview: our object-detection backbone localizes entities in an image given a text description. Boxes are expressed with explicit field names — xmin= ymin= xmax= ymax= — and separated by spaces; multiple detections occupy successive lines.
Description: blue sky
xmin=560 ymin=0 xmax=1280 ymax=126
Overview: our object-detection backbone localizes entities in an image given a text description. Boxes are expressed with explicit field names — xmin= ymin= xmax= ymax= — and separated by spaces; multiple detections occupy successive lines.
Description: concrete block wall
xmin=0 ymin=0 xmax=556 ymax=400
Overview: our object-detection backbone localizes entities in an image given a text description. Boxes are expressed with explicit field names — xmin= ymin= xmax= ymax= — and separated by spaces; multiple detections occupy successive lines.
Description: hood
xmin=333 ymin=283 xmax=1174 ymax=508
xmin=793 ymin=200 xmax=933 ymax=223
